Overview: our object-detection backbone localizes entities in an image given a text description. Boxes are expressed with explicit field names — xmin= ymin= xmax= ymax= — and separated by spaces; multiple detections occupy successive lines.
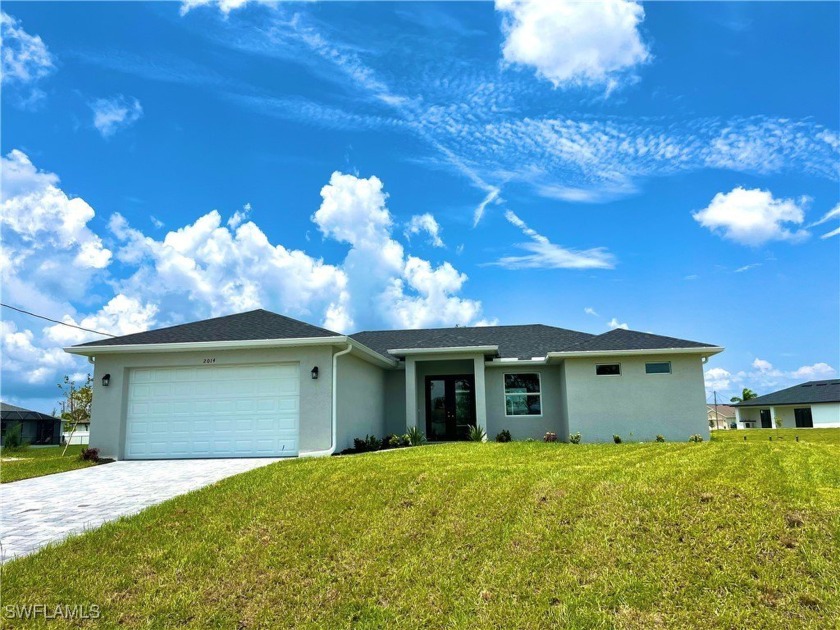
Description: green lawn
xmin=711 ymin=428 xmax=840 ymax=444
xmin=3 ymin=440 xmax=839 ymax=628
xmin=0 ymin=445 xmax=96 ymax=483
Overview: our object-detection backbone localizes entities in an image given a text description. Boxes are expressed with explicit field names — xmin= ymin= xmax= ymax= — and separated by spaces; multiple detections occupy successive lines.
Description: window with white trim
xmin=504 ymin=373 xmax=542 ymax=416
xmin=596 ymin=363 xmax=621 ymax=376
xmin=645 ymin=361 xmax=671 ymax=374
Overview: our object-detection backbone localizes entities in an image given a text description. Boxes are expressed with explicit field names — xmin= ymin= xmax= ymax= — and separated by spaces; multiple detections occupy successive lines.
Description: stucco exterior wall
xmin=88 ymin=345 xmax=335 ymax=460
xmin=812 ymin=402 xmax=840 ymax=427
xmin=484 ymin=364 xmax=565 ymax=441
xmin=564 ymin=354 xmax=708 ymax=442
xmin=384 ymin=369 xmax=406 ymax=435
xmin=335 ymin=353 xmax=386 ymax=451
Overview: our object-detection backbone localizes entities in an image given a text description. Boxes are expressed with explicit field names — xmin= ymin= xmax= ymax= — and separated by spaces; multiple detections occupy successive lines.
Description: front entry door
xmin=794 ymin=408 xmax=813 ymax=428
xmin=760 ymin=409 xmax=772 ymax=428
xmin=425 ymin=375 xmax=476 ymax=441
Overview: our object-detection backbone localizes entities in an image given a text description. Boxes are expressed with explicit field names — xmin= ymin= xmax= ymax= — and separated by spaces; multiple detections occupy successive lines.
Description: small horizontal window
xmin=504 ymin=373 xmax=542 ymax=416
xmin=596 ymin=364 xmax=621 ymax=376
xmin=645 ymin=362 xmax=672 ymax=374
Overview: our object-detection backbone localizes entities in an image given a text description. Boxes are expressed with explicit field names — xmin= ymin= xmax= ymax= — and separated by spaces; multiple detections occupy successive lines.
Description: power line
xmin=0 ymin=303 xmax=116 ymax=337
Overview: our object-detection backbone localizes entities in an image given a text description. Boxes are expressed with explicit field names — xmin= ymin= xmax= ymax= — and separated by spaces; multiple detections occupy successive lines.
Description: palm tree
xmin=730 ymin=388 xmax=758 ymax=404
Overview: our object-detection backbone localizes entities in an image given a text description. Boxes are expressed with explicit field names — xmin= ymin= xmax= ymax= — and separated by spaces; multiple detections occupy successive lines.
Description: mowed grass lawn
xmin=712 ymin=427 xmax=840 ymax=443
xmin=3 ymin=439 xmax=839 ymax=628
xmin=0 ymin=445 xmax=95 ymax=483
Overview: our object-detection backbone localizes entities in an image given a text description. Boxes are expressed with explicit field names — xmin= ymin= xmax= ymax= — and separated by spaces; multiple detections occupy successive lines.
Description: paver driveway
xmin=0 ymin=458 xmax=280 ymax=561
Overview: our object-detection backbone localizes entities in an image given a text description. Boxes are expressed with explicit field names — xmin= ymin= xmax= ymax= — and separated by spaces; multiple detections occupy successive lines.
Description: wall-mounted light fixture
xmin=101 ymin=373 xmax=111 ymax=387
xmin=311 ymin=366 xmax=319 ymax=380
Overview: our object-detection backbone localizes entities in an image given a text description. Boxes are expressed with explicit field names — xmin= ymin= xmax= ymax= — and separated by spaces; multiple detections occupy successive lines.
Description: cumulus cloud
xmin=705 ymin=358 xmax=837 ymax=399
xmin=1 ymin=11 xmax=54 ymax=106
xmin=693 ymin=187 xmax=810 ymax=246
xmin=496 ymin=0 xmax=650 ymax=91
xmin=704 ymin=367 xmax=732 ymax=392
xmin=791 ymin=362 xmax=836 ymax=380
xmin=584 ymin=307 xmax=599 ymax=317
xmin=90 ymin=95 xmax=144 ymax=138
xmin=607 ymin=317 xmax=629 ymax=330
xmin=405 ymin=213 xmax=444 ymax=247
xmin=492 ymin=210 xmax=615 ymax=269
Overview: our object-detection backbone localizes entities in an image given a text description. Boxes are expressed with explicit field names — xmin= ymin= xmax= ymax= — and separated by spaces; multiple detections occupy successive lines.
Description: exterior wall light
xmin=102 ymin=373 xmax=111 ymax=387
xmin=311 ymin=366 xmax=319 ymax=380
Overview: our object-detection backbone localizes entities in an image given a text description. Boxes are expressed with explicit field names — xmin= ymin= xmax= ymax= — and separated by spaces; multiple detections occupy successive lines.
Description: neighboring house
xmin=733 ymin=380 xmax=840 ymax=429
xmin=707 ymin=404 xmax=737 ymax=429
xmin=62 ymin=419 xmax=91 ymax=445
xmin=0 ymin=403 xmax=62 ymax=446
xmin=64 ymin=309 xmax=723 ymax=460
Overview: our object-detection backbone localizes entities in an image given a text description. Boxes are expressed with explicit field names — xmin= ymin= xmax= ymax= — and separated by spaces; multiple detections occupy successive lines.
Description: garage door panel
xmin=125 ymin=363 xmax=300 ymax=459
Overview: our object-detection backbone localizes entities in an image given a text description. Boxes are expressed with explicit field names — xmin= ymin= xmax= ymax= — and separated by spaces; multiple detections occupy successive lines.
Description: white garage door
xmin=125 ymin=363 xmax=299 ymax=459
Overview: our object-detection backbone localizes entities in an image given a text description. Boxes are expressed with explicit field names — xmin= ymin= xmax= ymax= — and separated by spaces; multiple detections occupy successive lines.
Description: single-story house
xmin=707 ymin=404 xmax=737 ymax=430
xmin=733 ymin=380 xmax=840 ymax=429
xmin=64 ymin=309 xmax=723 ymax=460
xmin=1 ymin=402 xmax=63 ymax=446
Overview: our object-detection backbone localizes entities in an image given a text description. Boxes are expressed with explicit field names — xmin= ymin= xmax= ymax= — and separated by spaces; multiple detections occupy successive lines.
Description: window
xmin=645 ymin=361 xmax=671 ymax=374
xmin=504 ymin=373 xmax=542 ymax=416
xmin=596 ymin=364 xmax=621 ymax=376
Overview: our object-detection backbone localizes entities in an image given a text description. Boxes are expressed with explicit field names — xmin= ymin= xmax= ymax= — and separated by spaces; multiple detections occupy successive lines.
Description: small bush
xmin=543 ymin=432 xmax=558 ymax=443
xmin=2 ymin=422 xmax=28 ymax=450
xmin=79 ymin=447 xmax=100 ymax=462
xmin=569 ymin=432 xmax=582 ymax=444
xmin=655 ymin=434 xmax=665 ymax=442
xmin=613 ymin=434 xmax=622 ymax=444
xmin=467 ymin=425 xmax=486 ymax=442
xmin=688 ymin=434 xmax=704 ymax=443
xmin=495 ymin=429 xmax=512 ymax=443
xmin=353 ymin=434 xmax=382 ymax=453
xmin=406 ymin=426 xmax=427 ymax=446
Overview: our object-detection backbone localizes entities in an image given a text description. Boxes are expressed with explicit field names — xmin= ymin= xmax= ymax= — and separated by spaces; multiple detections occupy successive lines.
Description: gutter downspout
xmin=301 ymin=342 xmax=353 ymax=458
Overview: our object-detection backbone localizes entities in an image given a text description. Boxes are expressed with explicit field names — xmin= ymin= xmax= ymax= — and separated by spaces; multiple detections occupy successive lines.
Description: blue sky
xmin=1 ymin=0 xmax=838 ymax=412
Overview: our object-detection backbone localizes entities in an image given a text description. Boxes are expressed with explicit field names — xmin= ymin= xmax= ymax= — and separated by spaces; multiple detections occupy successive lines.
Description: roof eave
xmin=545 ymin=346 xmax=724 ymax=361
xmin=65 ymin=335 xmax=351 ymax=356
xmin=387 ymin=345 xmax=499 ymax=357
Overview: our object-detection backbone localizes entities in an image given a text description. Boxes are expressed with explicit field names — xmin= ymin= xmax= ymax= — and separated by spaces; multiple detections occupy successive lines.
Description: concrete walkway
xmin=0 ymin=458 xmax=280 ymax=561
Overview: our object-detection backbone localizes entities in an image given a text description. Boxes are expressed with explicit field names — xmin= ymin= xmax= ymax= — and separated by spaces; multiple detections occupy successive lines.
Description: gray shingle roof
xmin=350 ymin=325 xmax=593 ymax=360
xmin=559 ymin=328 xmax=716 ymax=353
xmin=734 ymin=380 xmax=840 ymax=407
xmin=1 ymin=402 xmax=61 ymax=421
xmin=75 ymin=309 xmax=340 ymax=348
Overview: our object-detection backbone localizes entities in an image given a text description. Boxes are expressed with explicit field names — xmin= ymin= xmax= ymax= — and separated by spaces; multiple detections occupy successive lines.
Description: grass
xmin=3 ymin=440 xmax=839 ymax=628
xmin=711 ymin=427 xmax=840 ymax=444
xmin=0 ymin=445 xmax=96 ymax=483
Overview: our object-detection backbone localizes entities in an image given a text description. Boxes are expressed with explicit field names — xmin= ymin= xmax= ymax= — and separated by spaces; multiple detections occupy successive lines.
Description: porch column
xmin=735 ymin=407 xmax=742 ymax=429
xmin=473 ymin=355 xmax=488 ymax=441
xmin=770 ymin=406 xmax=778 ymax=428
xmin=405 ymin=356 xmax=417 ymax=431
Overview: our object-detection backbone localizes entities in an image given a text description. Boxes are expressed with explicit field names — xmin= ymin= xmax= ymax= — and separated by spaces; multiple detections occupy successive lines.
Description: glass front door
xmin=425 ymin=375 xmax=476 ymax=440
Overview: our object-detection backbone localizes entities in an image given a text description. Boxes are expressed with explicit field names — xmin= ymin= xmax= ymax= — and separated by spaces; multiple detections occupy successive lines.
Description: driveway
xmin=0 ymin=458 xmax=280 ymax=561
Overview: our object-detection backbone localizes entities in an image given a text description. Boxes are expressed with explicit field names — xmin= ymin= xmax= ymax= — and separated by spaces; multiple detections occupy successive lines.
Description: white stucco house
xmin=733 ymin=380 xmax=840 ymax=429
xmin=64 ymin=309 xmax=723 ymax=460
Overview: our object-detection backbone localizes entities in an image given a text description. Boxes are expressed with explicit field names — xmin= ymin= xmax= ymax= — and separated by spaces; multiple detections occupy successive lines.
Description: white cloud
xmin=808 ymin=202 xmax=840 ymax=239
xmin=90 ymin=95 xmax=143 ymax=138
xmin=42 ymin=295 xmax=159 ymax=347
xmin=704 ymin=367 xmax=732 ymax=392
xmin=607 ymin=317 xmax=629 ymax=330
xmin=584 ymin=307 xmax=599 ymax=317
xmin=492 ymin=210 xmax=615 ymax=270
xmin=791 ymin=362 xmax=836 ymax=380
xmin=693 ymin=187 xmax=810 ymax=246
xmin=734 ymin=263 xmax=761 ymax=273
xmin=472 ymin=187 xmax=500 ymax=226
xmin=496 ymin=0 xmax=650 ymax=91
xmin=1 ymin=12 xmax=54 ymax=88
xmin=405 ymin=213 xmax=444 ymax=247
xmin=752 ymin=358 xmax=775 ymax=372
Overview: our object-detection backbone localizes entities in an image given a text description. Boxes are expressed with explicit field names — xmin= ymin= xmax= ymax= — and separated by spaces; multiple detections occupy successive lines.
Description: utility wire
xmin=0 ymin=303 xmax=116 ymax=337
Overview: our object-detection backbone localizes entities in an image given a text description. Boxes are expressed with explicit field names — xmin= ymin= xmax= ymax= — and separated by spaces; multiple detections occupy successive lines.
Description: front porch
xmin=736 ymin=405 xmax=815 ymax=429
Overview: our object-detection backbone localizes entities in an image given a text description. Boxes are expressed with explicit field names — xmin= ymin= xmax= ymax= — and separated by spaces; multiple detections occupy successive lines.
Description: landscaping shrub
xmin=79 ymin=447 xmax=100 ymax=462
xmin=569 ymin=432 xmax=582 ymax=444
xmin=2 ymin=423 xmax=27 ymax=450
xmin=655 ymin=434 xmax=665 ymax=442
xmin=613 ymin=434 xmax=622 ymax=444
xmin=387 ymin=434 xmax=410 ymax=448
xmin=467 ymin=425 xmax=486 ymax=442
xmin=495 ymin=429 xmax=512 ymax=443
xmin=406 ymin=426 xmax=427 ymax=446
xmin=352 ymin=434 xmax=382 ymax=453
xmin=543 ymin=432 xmax=558 ymax=443
xmin=688 ymin=434 xmax=704 ymax=443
